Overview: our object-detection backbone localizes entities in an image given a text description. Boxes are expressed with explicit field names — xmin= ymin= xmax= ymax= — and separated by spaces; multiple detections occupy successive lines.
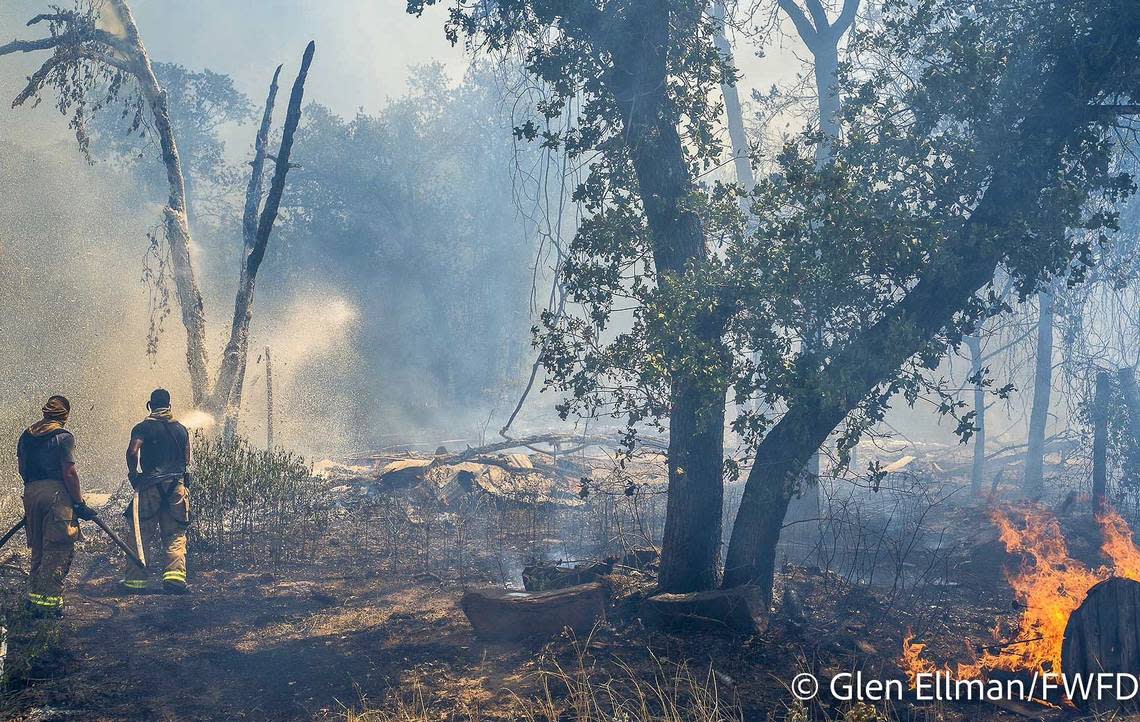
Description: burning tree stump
xmin=460 ymin=582 xmax=607 ymax=641
xmin=1062 ymin=577 xmax=1140 ymax=708
xmin=641 ymin=586 xmax=769 ymax=635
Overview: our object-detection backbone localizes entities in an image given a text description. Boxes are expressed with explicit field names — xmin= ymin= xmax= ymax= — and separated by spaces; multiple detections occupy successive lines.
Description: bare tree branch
xmin=777 ymin=0 xmax=819 ymax=45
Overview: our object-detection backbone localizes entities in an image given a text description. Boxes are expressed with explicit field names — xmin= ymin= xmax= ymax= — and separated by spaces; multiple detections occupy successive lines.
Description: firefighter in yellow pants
xmin=17 ymin=395 xmax=97 ymax=617
xmin=122 ymin=389 xmax=192 ymax=594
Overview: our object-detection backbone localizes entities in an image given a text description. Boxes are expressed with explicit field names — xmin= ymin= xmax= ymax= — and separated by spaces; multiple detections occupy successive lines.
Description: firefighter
xmin=16 ymin=395 xmax=97 ymax=617
xmin=122 ymin=388 xmax=191 ymax=594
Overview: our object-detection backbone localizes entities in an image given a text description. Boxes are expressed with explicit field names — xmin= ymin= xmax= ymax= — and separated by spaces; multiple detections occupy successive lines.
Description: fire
xmin=901 ymin=504 xmax=1140 ymax=685
xmin=901 ymin=632 xmax=936 ymax=686
xmin=1097 ymin=507 xmax=1140 ymax=579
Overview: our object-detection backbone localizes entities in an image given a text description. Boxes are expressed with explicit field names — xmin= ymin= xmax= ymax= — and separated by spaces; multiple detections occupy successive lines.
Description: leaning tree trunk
xmin=1024 ymin=289 xmax=1055 ymax=498
xmin=602 ymin=0 xmax=729 ymax=593
xmin=212 ymin=43 xmax=313 ymax=435
xmin=722 ymin=9 xmax=1140 ymax=594
xmin=965 ymin=334 xmax=986 ymax=495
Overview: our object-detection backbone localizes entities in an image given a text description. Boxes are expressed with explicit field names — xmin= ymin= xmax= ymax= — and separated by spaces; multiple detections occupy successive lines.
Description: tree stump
xmin=1061 ymin=577 xmax=1140 ymax=709
xmin=641 ymin=585 xmax=769 ymax=635
xmin=460 ymin=582 xmax=607 ymax=641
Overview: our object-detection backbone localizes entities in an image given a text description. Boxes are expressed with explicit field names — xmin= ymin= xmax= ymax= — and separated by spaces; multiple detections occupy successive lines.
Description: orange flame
xmin=901 ymin=505 xmax=1140 ymax=684
xmin=901 ymin=632 xmax=937 ymax=686
xmin=1097 ymin=507 xmax=1140 ymax=579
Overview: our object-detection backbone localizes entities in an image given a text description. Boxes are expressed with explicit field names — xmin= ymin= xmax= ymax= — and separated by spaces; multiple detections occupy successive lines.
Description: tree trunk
xmin=710 ymin=1 xmax=755 ymax=192
xmin=1061 ymin=577 xmax=1140 ymax=710
xmin=214 ymin=65 xmax=281 ymax=436
xmin=1118 ymin=367 xmax=1140 ymax=487
xmin=265 ymin=347 xmax=275 ymax=451
xmin=965 ymin=334 xmax=986 ymax=496
xmin=212 ymin=44 xmax=314 ymax=430
xmin=722 ymin=9 xmax=1140 ymax=594
xmin=1023 ymin=289 xmax=1055 ymax=498
xmin=107 ymin=0 xmax=211 ymax=406
xmin=1092 ymin=370 xmax=1111 ymax=511
xmin=812 ymin=42 xmax=841 ymax=167
xmin=602 ymin=0 xmax=728 ymax=593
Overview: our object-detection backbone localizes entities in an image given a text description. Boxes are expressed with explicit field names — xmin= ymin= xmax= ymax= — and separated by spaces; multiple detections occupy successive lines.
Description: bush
xmin=190 ymin=435 xmax=328 ymax=569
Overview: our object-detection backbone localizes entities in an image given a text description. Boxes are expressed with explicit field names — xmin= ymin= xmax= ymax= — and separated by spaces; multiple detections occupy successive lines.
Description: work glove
xmin=73 ymin=502 xmax=98 ymax=521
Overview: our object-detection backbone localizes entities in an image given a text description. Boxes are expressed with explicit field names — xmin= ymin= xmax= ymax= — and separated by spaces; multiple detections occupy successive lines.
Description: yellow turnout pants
xmin=123 ymin=481 xmax=189 ymax=588
xmin=23 ymin=479 xmax=78 ymax=610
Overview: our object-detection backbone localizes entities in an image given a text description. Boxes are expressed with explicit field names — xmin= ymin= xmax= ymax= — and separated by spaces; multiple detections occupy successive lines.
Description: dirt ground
xmin=0 ymin=499 xmax=1100 ymax=722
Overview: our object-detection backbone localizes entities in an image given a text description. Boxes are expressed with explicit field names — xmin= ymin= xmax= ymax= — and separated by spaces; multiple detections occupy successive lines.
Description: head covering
xmin=147 ymin=388 xmax=174 ymax=421
xmin=28 ymin=395 xmax=70 ymax=437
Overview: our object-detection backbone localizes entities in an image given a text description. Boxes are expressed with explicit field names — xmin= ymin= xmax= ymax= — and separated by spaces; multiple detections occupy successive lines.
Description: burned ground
xmin=0 ymin=458 xmax=1121 ymax=716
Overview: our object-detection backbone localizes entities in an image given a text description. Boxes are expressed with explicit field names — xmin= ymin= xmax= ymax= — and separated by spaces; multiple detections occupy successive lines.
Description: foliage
xmin=276 ymin=64 xmax=537 ymax=420
xmin=93 ymin=62 xmax=254 ymax=224
xmin=413 ymin=0 xmax=1140 ymax=467
xmin=190 ymin=434 xmax=327 ymax=569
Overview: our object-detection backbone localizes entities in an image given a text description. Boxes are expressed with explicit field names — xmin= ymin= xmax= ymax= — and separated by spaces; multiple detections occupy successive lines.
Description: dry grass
xmin=345 ymin=633 xmax=742 ymax=722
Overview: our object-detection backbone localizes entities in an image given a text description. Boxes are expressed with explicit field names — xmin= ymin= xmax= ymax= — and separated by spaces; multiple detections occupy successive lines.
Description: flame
xmin=1097 ymin=507 xmax=1140 ymax=579
xmin=901 ymin=632 xmax=937 ymax=686
xmin=900 ymin=505 xmax=1140 ymax=684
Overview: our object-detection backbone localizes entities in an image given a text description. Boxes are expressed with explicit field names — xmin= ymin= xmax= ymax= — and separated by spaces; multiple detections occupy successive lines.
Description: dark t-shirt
xmin=16 ymin=429 xmax=76 ymax=483
xmin=130 ymin=418 xmax=190 ymax=476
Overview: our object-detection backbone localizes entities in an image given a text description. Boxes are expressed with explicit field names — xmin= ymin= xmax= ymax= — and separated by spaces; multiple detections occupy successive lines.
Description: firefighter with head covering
xmin=122 ymin=388 xmax=192 ymax=594
xmin=16 ymin=395 xmax=97 ymax=617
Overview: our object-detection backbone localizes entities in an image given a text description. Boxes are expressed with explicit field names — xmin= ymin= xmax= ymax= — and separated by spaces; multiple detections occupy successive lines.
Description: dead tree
xmin=1092 ymin=370 xmax=1111 ymax=510
xmin=265 ymin=347 xmax=275 ymax=451
xmin=711 ymin=1 xmax=755 ymax=194
xmin=1024 ymin=288 xmax=1056 ymax=498
xmin=775 ymin=0 xmax=860 ymax=535
xmin=0 ymin=2 xmax=314 ymax=433
xmin=965 ymin=334 xmax=987 ymax=495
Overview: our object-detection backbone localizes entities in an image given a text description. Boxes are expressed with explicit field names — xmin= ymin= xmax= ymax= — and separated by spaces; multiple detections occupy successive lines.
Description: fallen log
xmin=522 ymin=559 xmax=614 ymax=592
xmin=641 ymin=586 xmax=768 ymax=635
xmin=461 ymin=582 xmax=607 ymax=641
xmin=619 ymin=547 xmax=660 ymax=571
xmin=1061 ymin=576 xmax=1140 ymax=710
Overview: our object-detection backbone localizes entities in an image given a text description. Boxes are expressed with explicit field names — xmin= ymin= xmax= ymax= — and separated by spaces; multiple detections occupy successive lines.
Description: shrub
xmin=190 ymin=435 xmax=328 ymax=569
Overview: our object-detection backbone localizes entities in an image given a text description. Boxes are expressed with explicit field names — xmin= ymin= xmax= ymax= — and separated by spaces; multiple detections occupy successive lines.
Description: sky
xmin=2 ymin=0 xmax=807 ymax=138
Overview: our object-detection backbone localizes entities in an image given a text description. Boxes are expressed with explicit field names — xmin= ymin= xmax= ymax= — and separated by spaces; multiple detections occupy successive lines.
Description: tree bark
xmin=212 ymin=43 xmax=314 ymax=432
xmin=1061 ymin=577 xmax=1140 ymax=710
xmin=1118 ymin=367 xmax=1140 ymax=488
xmin=601 ymin=0 xmax=728 ymax=593
xmin=214 ymin=65 xmax=281 ymax=436
xmin=965 ymin=334 xmax=986 ymax=496
xmin=722 ymin=8 xmax=1140 ymax=594
xmin=1023 ymin=289 xmax=1055 ymax=498
xmin=107 ymin=0 xmax=211 ymax=406
xmin=710 ymin=1 xmax=755 ymax=193
xmin=1092 ymin=370 xmax=1111 ymax=511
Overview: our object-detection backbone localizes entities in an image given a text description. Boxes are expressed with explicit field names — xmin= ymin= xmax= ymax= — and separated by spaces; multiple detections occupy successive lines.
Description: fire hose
xmin=0 ymin=499 xmax=147 ymax=570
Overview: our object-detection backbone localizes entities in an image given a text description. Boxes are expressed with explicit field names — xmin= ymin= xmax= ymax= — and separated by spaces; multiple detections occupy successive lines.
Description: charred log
xmin=460 ymin=583 xmax=607 ymax=641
